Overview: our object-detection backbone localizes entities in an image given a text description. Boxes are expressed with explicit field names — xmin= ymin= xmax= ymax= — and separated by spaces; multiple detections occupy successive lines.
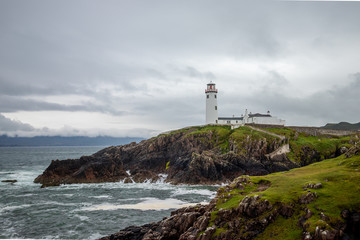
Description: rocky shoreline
xmin=99 ymin=175 xmax=360 ymax=240
xmin=33 ymin=125 xmax=360 ymax=239
xmin=34 ymin=126 xmax=297 ymax=187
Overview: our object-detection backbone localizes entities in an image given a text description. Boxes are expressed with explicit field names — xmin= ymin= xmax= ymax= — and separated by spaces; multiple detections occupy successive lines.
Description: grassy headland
xmin=199 ymin=126 xmax=360 ymax=239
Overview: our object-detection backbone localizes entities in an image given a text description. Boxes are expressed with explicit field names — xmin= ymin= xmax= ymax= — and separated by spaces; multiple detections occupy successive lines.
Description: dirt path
xmin=246 ymin=125 xmax=286 ymax=140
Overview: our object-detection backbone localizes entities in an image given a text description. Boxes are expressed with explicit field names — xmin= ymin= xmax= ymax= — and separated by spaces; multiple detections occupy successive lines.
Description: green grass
xmin=213 ymin=226 xmax=228 ymax=237
xmin=266 ymin=128 xmax=359 ymax=165
xmin=288 ymin=135 xmax=339 ymax=164
xmin=216 ymin=182 xmax=259 ymax=210
xmin=208 ymin=210 xmax=218 ymax=226
xmin=266 ymin=128 xmax=296 ymax=138
xmin=207 ymin=153 xmax=360 ymax=239
xmin=255 ymin=154 xmax=360 ymax=207
xmin=174 ymin=125 xmax=283 ymax=155
xmin=228 ymin=126 xmax=279 ymax=155
xmin=255 ymin=215 xmax=302 ymax=240
xmin=159 ymin=126 xmax=357 ymax=164
xmin=156 ymin=125 xmax=359 ymax=238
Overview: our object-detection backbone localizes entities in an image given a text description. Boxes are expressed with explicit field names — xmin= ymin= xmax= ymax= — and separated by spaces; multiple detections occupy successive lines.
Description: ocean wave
xmin=5 ymin=170 xmax=42 ymax=186
xmin=74 ymin=214 xmax=90 ymax=221
xmin=87 ymin=232 xmax=104 ymax=240
xmin=90 ymin=195 xmax=111 ymax=199
xmin=63 ymin=193 xmax=74 ymax=197
xmin=81 ymin=198 xmax=198 ymax=211
xmin=0 ymin=204 xmax=32 ymax=213
xmin=13 ymin=193 xmax=35 ymax=197
xmin=38 ymin=200 xmax=79 ymax=207
xmin=171 ymin=188 xmax=216 ymax=197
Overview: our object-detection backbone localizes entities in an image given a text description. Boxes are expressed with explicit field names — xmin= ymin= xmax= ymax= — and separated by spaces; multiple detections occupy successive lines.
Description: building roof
xmin=218 ymin=117 xmax=244 ymax=120
xmin=219 ymin=113 xmax=272 ymax=121
xmin=249 ymin=113 xmax=271 ymax=118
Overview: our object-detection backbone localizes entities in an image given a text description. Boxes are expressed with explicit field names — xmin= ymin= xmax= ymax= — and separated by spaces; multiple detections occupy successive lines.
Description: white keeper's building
xmin=205 ymin=82 xmax=285 ymax=126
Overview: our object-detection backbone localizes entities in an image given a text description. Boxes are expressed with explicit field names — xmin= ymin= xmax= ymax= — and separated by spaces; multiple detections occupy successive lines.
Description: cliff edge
xmin=99 ymin=145 xmax=360 ymax=240
xmin=34 ymin=125 xmax=357 ymax=187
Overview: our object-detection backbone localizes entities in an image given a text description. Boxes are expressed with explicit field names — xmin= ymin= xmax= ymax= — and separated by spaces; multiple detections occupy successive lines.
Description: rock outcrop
xmin=1 ymin=179 xmax=17 ymax=183
xmin=99 ymin=176 xmax=360 ymax=240
xmin=35 ymin=126 xmax=297 ymax=187
xmin=99 ymin=145 xmax=360 ymax=240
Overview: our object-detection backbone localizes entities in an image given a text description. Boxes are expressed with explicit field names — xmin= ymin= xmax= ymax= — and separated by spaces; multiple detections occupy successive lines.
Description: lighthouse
xmin=205 ymin=81 xmax=218 ymax=124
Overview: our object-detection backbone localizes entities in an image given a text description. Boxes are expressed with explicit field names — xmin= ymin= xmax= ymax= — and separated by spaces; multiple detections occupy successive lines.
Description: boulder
xmin=1 ymin=179 xmax=17 ymax=183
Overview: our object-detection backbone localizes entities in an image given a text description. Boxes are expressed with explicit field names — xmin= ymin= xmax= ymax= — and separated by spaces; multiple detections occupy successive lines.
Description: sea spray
xmin=0 ymin=146 xmax=217 ymax=240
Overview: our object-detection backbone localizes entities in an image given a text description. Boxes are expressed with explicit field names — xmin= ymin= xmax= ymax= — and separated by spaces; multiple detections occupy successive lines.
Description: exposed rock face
xmin=345 ymin=145 xmax=360 ymax=158
xmin=99 ymin=177 xmax=360 ymax=240
xmin=35 ymin=126 xmax=297 ymax=187
xmin=1 ymin=179 xmax=17 ymax=183
xmin=34 ymin=156 xmax=128 ymax=187
xmin=100 ymin=224 xmax=159 ymax=240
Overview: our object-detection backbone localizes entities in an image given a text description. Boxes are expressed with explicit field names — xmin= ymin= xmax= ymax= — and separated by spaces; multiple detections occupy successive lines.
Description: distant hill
xmin=322 ymin=121 xmax=360 ymax=130
xmin=0 ymin=135 xmax=144 ymax=147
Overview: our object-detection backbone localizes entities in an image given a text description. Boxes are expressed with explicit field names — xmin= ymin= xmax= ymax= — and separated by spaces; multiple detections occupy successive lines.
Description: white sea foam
xmin=50 ymin=175 xmax=216 ymax=192
xmin=6 ymin=170 xmax=40 ymax=186
xmin=43 ymin=234 xmax=61 ymax=239
xmin=91 ymin=195 xmax=111 ymax=199
xmin=171 ymin=188 xmax=216 ymax=197
xmin=39 ymin=200 xmax=78 ymax=207
xmin=62 ymin=193 xmax=74 ymax=197
xmin=81 ymin=198 xmax=197 ymax=211
xmin=157 ymin=173 xmax=168 ymax=183
xmin=75 ymin=214 xmax=90 ymax=221
xmin=0 ymin=204 xmax=32 ymax=213
xmin=87 ymin=232 xmax=104 ymax=240
xmin=14 ymin=193 xmax=35 ymax=197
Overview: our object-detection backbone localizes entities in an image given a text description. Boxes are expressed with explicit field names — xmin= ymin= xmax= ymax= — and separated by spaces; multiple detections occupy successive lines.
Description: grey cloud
xmin=259 ymin=70 xmax=289 ymax=92
xmin=245 ymin=73 xmax=360 ymax=125
xmin=266 ymin=71 xmax=288 ymax=86
xmin=0 ymin=77 xmax=77 ymax=96
xmin=0 ymin=96 xmax=126 ymax=115
xmin=0 ymin=113 xmax=154 ymax=137
xmin=0 ymin=1 xmax=360 ymax=136
xmin=231 ymin=29 xmax=284 ymax=59
xmin=175 ymin=66 xmax=216 ymax=81
xmin=146 ymin=69 xmax=166 ymax=80
xmin=0 ymin=114 xmax=35 ymax=132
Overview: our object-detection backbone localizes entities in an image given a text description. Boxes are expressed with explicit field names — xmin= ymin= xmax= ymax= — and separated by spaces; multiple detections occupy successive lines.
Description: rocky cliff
xmin=99 ymin=145 xmax=360 ymax=240
xmin=34 ymin=126 xmax=295 ymax=187
xmin=34 ymin=125 xmax=357 ymax=188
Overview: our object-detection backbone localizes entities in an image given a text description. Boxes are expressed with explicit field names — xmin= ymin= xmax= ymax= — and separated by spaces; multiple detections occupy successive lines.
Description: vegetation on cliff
xmin=208 ymin=146 xmax=360 ymax=239
xmin=35 ymin=125 xmax=289 ymax=187
xmin=96 ymin=126 xmax=360 ymax=240
xmin=266 ymin=128 xmax=356 ymax=165
xmin=35 ymin=125 xmax=359 ymax=188
xmin=101 ymin=145 xmax=360 ymax=240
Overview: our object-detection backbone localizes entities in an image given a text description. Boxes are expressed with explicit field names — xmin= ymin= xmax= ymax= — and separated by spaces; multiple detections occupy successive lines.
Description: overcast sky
xmin=1 ymin=0 xmax=360 ymax=138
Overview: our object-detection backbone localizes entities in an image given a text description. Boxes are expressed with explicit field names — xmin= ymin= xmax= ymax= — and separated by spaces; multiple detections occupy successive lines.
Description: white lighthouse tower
xmin=205 ymin=81 xmax=218 ymax=124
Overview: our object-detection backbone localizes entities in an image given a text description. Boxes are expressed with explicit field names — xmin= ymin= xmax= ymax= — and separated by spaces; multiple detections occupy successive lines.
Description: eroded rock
xmin=35 ymin=127 xmax=294 ymax=187
xmin=1 ymin=179 xmax=17 ymax=183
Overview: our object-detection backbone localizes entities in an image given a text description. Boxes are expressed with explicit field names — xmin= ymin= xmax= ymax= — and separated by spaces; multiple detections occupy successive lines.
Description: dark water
xmin=0 ymin=146 xmax=218 ymax=239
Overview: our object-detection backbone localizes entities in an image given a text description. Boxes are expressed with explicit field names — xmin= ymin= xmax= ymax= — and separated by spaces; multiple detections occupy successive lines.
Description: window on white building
xmin=215 ymin=106 xmax=217 ymax=110
xmin=207 ymin=95 xmax=209 ymax=99
xmin=215 ymin=95 xmax=217 ymax=98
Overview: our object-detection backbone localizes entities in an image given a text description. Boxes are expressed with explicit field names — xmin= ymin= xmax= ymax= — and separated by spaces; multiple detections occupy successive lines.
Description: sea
xmin=0 ymin=146 xmax=218 ymax=239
